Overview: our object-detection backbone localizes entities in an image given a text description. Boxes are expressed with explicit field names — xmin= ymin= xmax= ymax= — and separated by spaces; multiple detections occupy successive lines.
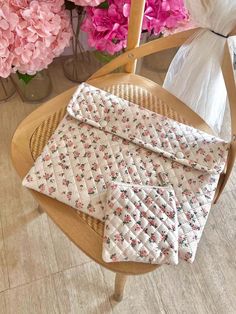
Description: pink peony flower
xmin=143 ymin=0 xmax=189 ymax=35
xmin=82 ymin=0 xmax=189 ymax=54
xmin=81 ymin=0 xmax=130 ymax=55
xmin=69 ymin=0 xmax=104 ymax=6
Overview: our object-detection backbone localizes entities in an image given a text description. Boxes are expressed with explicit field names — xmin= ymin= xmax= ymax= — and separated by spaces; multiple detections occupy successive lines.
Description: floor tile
xmin=4 ymin=276 xmax=60 ymax=314
xmin=53 ymin=263 xmax=113 ymax=314
xmin=48 ymin=217 xmax=90 ymax=271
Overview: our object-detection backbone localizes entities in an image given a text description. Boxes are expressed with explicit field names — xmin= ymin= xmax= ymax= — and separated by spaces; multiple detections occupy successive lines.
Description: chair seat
xmin=11 ymin=73 xmax=214 ymax=275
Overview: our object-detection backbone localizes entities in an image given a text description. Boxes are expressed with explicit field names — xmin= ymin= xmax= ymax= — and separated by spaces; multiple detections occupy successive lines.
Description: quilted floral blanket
xmin=23 ymin=83 xmax=229 ymax=264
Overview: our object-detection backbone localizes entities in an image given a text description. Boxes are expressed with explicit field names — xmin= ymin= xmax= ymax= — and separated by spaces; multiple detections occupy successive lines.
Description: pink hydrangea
xmin=9 ymin=0 xmax=29 ymax=9
xmin=39 ymin=0 xmax=65 ymax=13
xmin=81 ymin=0 xmax=130 ymax=55
xmin=0 ymin=1 xmax=72 ymax=77
xmin=69 ymin=0 xmax=105 ymax=6
xmin=0 ymin=3 xmax=18 ymax=78
xmin=10 ymin=0 xmax=64 ymax=12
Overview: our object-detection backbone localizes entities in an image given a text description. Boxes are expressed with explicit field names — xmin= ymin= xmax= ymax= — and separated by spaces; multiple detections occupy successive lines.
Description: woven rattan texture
xmin=30 ymin=83 xmax=188 ymax=236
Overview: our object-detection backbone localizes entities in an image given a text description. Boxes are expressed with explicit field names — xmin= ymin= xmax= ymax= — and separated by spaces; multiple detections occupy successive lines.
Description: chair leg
xmin=113 ymin=273 xmax=128 ymax=302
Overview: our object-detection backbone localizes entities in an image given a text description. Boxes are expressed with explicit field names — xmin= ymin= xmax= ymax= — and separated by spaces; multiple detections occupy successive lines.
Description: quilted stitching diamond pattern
xmin=23 ymin=113 xmax=220 ymax=262
xmin=68 ymin=83 xmax=229 ymax=174
xmin=23 ymin=83 xmax=228 ymax=263
xmin=102 ymin=183 xmax=179 ymax=265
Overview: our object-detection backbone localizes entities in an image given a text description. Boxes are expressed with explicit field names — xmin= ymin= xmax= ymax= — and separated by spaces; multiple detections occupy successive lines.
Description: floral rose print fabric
xmin=68 ymin=83 xmax=229 ymax=175
xmin=103 ymin=182 xmax=179 ymax=265
xmin=23 ymin=83 xmax=229 ymax=263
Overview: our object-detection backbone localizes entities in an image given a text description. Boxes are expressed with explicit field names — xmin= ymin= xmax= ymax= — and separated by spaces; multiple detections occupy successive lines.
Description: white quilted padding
xmin=103 ymin=182 xmax=179 ymax=265
xmin=22 ymin=83 xmax=229 ymax=263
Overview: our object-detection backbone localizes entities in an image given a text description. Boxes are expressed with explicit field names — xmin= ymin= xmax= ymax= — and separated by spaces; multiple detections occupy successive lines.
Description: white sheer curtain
xmin=163 ymin=0 xmax=236 ymax=135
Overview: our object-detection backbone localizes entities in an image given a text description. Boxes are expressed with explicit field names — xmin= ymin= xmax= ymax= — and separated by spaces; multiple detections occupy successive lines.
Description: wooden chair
xmin=11 ymin=0 xmax=236 ymax=301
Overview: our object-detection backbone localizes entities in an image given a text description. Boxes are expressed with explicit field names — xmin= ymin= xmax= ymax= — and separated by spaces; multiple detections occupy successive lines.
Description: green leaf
xmin=94 ymin=51 xmax=115 ymax=63
xmin=98 ymin=1 xmax=109 ymax=9
xmin=17 ymin=72 xmax=36 ymax=84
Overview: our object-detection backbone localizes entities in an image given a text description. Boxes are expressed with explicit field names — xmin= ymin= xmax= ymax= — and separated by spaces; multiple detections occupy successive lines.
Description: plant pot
xmin=0 ymin=78 xmax=15 ymax=102
xmin=11 ymin=70 xmax=52 ymax=103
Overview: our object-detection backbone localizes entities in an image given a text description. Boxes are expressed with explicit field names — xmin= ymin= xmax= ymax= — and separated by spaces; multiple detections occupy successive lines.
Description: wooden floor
xmin=0 ymin=57 xmax=235 ymax=314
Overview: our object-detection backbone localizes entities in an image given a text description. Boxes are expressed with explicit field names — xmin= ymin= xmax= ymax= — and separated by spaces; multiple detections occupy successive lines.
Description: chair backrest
xmin=89 ymin=0 xmax=236 ymax=198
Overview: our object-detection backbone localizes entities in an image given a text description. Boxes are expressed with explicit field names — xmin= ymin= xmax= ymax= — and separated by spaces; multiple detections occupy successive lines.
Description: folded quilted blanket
xmin=23 ymin=82 xmax=229 ymax=263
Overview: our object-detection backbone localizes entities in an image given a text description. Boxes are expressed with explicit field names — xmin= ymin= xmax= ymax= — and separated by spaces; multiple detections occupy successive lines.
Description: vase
xmin=63 ymin=8 xmax=101 ymax=82
xmin=63 ymin=50 xmax=101 ymax=82
xmin=0 ymin=78 xmax=15 ymax=102
xmin=11 ymin=70 xmax=52 ymax=103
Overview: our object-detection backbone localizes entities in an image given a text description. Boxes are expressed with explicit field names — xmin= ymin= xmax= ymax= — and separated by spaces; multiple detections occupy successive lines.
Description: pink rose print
xmin=50 ymin=145 xmax=57 ymax=153
xmin=43 ymin=154 xmax=51 ymax=161
xmin=39 ymin=184 xmax=45 ymax=192
xmin=43 ymin=173 xmax=52 ymax=180
xmin=91 ymin=163 xmax=98 ymax=171
xmin=81 ymin=134 xmax=88 ymax=141
xmin=94 ymin=174 xmax=103 ymax=182
xmin=150 ymin=234 xmax=157 ymax=242
xmin=59 ymin=153 xmax=65 ymax=161
xmin=114 ymin=207 xmax=123 ymax=216
xmin=73 ymin=151 xmax=80 ymax=158
xmin=66 ymin=140 xmax=73 ymax=147
xmin=182 ymin=189 xmax=192 ymax=196
xmin=111 ymin=254 xmax=118 ymax=262
xmin=75 ymin=175 xmax=83 ymax=182
xmin=77 ymin=163 xmax=85 ymax=171
xmin=120 ymin=192 xmax=126 ymax=199
xmin=184 ymin=252 xmax=192 ymax=261
xmin=204 ymin=154 xmax=212 ymax=162
xmin=110 ymin=184 xmax=118 ymax=190
xmin=128 ymin=167 xmax=133 ymax=174
xmin=186 ymin=212 xmax=193 ymax=221
xmin=140 ymin=211 xmax=147 ymax=218
xmin=196 ymin=148 xmax=205 ymax=155
xmin=66 ymin=191 xmax=72 ymax=201
xmin=87 ymin=104 xmax=93 ymax=112
xmin=123 ymin=214 xmax=131 ymax=224
xmin=144 ymin=196 xmax=153 ymax=206
xmin=139 ymin=249 xmax=148 ymax=257
xmin=143 ymin=129 xmax=150 ymax=136
xmin=88 ymin=205 xmax=96 ymax=214
xmin=88 ymin=187 xmax=96 ymax=194
xmin=167 ymin=210 xmax=175 ymax=219
xmin=75 ymin=200 xmax=84 ymax=209
xmin=84 ymin=143 xmax=91 ymax=149
xmin=26 ymin=174 xmax=33 ymax=182
xmin=114 ymin=233 xmax=123 ymax=243
xmin=161 ymin=248 xmax=170 ymax=256
xmin=62 ymin=179 xmax=70 ymax=187
xmin=131 ymin=239 xmax=138 ymax=248
xmin=170 ymin=161 xmax=179 ymax=169
xmin=48 ymin=187 xmax=56 ymax=194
